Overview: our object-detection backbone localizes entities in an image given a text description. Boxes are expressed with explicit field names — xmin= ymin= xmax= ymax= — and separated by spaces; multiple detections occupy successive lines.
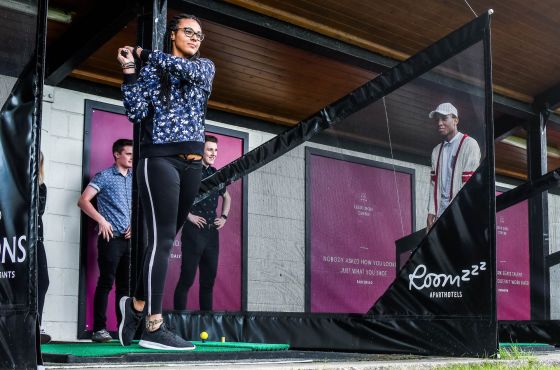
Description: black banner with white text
xmin=0 ymin=0 xmax=47 ymax=368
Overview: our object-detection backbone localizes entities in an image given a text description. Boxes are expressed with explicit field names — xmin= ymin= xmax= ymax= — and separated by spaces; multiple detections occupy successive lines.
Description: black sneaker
xmin=91 ymin=329 xmax=112 ymax=343
xmin=118 ymin=296 xmax=143 ymax=346
xmin=139 ymin=323 xmax=196 ymax=350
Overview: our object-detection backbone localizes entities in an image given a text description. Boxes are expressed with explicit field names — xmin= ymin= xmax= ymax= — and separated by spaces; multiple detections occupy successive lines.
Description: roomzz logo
xmin=408 ymin=261 xmax=487 ymax=290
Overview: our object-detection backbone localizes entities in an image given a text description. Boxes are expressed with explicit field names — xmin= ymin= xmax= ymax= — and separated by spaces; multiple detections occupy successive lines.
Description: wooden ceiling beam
xmin=70 ymin=69 xmax=122 ymax=87
xmin=496 ymin=167 xmax=526 ymax=180
xmin=208 ymin=100 xmax=297 ymax=126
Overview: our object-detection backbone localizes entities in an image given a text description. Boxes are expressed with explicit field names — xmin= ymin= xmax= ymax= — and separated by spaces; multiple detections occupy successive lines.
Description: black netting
xmin=172 ymin=12 xmax=497 ymax=355
xmin=0 ymin=0 xmax=44 ymax=368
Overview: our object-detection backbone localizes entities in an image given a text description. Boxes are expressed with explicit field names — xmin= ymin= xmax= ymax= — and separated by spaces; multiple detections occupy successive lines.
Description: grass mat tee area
xmin=42 ymin=341 xmax=289 ymax=357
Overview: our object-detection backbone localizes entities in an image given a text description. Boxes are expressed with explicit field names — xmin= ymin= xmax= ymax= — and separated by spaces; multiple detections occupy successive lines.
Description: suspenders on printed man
xmin=430 ymin=134 xmax=474 ymax=216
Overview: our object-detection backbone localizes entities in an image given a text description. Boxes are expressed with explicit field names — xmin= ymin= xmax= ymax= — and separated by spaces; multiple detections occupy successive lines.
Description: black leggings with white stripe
xmin=135 ymin=156 xmax=202 ymax=315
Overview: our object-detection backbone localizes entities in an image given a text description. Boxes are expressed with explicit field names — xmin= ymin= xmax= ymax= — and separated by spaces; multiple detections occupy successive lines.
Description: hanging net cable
xmin=463 ymin=0 xmax=478 ymax=17
xmin=382 ymin=96 xmax=406 ymax=238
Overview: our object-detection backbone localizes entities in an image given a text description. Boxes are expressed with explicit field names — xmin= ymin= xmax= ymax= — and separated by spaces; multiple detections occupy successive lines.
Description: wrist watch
xmin=221 ymin=214 xmax=228 ymax=220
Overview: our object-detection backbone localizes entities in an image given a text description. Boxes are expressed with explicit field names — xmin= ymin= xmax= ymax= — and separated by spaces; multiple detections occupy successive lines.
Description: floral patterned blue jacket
xmin=122 ymin=50 xmax=215 ymax=158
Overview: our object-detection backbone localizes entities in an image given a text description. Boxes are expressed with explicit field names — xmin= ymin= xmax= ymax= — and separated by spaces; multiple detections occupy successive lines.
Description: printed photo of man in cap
xmin=426 ymin=102 xmax=481 ymax=231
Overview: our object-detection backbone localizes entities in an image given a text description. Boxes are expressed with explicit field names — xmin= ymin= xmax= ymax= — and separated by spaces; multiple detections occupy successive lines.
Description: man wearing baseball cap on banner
xmin=426 ymin=102 xmax=481 ymax=231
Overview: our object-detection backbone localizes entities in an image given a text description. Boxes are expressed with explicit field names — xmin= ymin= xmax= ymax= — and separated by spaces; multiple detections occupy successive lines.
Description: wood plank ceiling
xmin=226 ymin=0 xmax=560 ymax=104
xmin=223 ymin=0 xmax=560 ymax=179
xmin=65 ymin=17 xmax=376 ymax=125
xmin=44 ymin=0 xmax=560 ymax=180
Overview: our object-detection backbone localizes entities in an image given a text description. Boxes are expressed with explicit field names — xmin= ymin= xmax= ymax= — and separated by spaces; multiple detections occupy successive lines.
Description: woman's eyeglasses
xmin=176 ymin=27 xmax=205 ymax=41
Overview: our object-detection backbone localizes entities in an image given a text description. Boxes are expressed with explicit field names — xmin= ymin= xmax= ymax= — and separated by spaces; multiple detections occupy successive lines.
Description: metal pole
xmin=130 ymin=0 xmax=167 ymax=294
xmin=528 ymin=104 xmax=550 ymax=319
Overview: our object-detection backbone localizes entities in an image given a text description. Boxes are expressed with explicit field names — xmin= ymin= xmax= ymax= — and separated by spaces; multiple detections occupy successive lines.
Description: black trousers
xmin=93 ymin=236 xmax=130 ymax=331
xmin=135 ymin=156 xmax=202 ymax=315
xmin=37 ymin=239 xmax=49 ymax=324
xmin=173 ymin=222 xmax=219 ymax=310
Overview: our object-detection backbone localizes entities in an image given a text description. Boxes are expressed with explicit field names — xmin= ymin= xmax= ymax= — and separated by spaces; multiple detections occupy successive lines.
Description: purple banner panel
xmin=309 ymin=153 xmax=412 ymax=313
xmin=496 ymin=193 xmax=530 ymax=320
xmin=163 ymin=132 xmax=243 ymax=312
xmin=85 ymin=109 xmax=133 ymax=332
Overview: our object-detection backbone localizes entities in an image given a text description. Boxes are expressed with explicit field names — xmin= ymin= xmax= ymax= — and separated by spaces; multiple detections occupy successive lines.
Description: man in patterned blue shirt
xmin=78 ymin=139 xmax=133 ymax=343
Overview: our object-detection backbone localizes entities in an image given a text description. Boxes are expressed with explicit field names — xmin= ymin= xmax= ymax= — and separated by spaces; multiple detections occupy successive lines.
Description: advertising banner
xmin=307 ymin=149 xmax=413 ymax=313
xmin=82 ymin=106 xmax=133 ymax=333
xmin=496 ymin=193 xmax=529 ymax=320
xmin=163 ymin=132 xmax=244 ymax=312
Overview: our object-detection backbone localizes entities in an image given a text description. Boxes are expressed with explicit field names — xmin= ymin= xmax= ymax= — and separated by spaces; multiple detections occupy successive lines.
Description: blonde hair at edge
xmin=39 ymin=151 xmax=44 ymax=185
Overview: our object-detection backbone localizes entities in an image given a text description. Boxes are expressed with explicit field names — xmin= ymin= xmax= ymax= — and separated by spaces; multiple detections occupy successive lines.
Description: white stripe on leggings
xmin=144 ymin=158 xmax=158 ymax=315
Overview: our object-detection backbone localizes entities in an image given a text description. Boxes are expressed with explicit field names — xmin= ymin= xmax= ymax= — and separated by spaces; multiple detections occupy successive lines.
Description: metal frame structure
xmin=39 ymin=0 xmax=560 ymax=352
xmin=165 ymin=11 xmax=498 ymax=356
xmin=1 ymin=0 xmax=559 ymax=366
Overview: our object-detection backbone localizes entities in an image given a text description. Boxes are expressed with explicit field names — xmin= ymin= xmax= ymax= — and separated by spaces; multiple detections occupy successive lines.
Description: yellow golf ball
xmin=200 ymin=331 xmax=209 ymax=341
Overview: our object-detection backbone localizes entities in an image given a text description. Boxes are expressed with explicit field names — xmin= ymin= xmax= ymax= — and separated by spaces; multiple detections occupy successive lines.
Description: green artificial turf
xmin=499 ymin=343 xmax=551 ymax=348
xmin=42 ymin=340 xmax=289 ymax=357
